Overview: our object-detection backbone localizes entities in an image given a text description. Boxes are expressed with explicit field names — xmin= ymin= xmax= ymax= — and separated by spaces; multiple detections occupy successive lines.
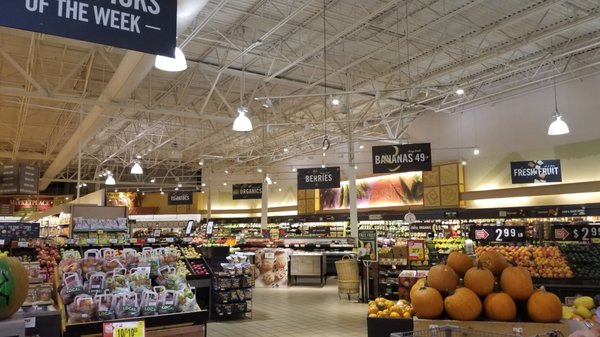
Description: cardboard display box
xmin=411 ymin=318 xmax=569 ymax=337
xmin=367 ymin=317 xmax=413 ymax=337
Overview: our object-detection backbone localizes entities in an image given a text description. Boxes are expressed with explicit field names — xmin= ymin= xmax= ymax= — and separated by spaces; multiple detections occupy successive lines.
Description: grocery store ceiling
xmin=1 ymin=0 xmax=600 ymax=193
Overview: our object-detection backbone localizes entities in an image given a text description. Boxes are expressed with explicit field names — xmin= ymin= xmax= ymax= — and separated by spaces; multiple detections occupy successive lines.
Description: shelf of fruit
xmin=432 ymin=237 xmax=465 ymax=254
xmin=559 ymin=244 xmax=600 ymax=279
xmin=475 ymin=245 xmax=573 ymax=278
xmin=367 ymin=297 xmax=414 ymax=319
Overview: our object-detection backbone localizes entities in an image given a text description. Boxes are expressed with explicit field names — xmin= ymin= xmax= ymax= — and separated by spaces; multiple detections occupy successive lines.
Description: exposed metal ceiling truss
xmin=1 ymin=0 xmax=600 ymax=192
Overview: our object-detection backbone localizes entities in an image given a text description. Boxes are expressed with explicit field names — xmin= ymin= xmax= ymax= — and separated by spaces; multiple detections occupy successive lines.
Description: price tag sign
xmin=166 ymin=237 xmax=175 ymax=243
xmin=0 ymin=239 xmax=4 ymax=245
xmin=146 ymin=238 xmax=156 ymax=244
xmin=87 ymin=238 xmax=97 ymax=245
xmin=66 ymin=239 xmax=76 ymax=245
xmin=470 ymin=226 xmax=526 ymax=242
xmin=407 ymin=240 xmax=425 ymax=261
xmin=17 ymin=241 xmax=29 ymax=248
xmin=183 ymin=237 xmax=192 ymax=243
xmin=103 ymin=321 xmax=145 ymax=337
xmin=129 ymin=238 xmax=138 ymax=244
xmin=109 ymin=239 xmax=118 ymax=244
xmin=97 ymin=230 xmax=104 ymax=235
xmin=552 ymin=224 xmax=600 ymax=241
xmin=24 ymin=317 xmax=36 ymax=328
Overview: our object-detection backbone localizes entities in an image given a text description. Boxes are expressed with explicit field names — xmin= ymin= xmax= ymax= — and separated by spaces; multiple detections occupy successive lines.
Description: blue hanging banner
xmin=0 ymin=0 xmax=177 ymax=57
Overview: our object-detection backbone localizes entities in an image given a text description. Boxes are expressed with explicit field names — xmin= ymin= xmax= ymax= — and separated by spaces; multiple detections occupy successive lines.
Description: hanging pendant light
xmin=233 ymin=106 xmax=253 ymax=131
xmin=547 ymin=77 xmax=570 ymax=135
xmin=131 ymin=161 xmax=143 ymax=174
xmin=105 ymin=175 xmax=116 ymax=185
xmin=155 ymin=47 xmax=187 ymax=72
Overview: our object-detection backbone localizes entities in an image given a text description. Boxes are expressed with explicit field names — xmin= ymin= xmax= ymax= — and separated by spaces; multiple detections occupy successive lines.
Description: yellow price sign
xmin=407 ymin=240 xmax=425 ymax=261
xmin=103 ymin=321 xmax=145 ymax=337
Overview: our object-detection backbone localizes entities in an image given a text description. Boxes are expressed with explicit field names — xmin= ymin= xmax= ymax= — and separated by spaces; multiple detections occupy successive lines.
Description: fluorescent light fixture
xmin=354 ymin=165 xmax=358 ymax=170
xmin=175 ymin=187 xmax=179 ymax=191
xmin=160 ymin=191 xmax=165 ymax=195
xmin=177 ymin=183 xmax=182 ymax=188
xmin=223 ymin=182 xmax=227 ymax=186
xmin=262 ymin=98 xmax=273 ymax=109
xmin=359 ymin=145 xmax=364 ymax=149
xmin=321 ymin=164 xmax=326 ymax=168
xmin=455 ymin=88 xmax=465 ymax=95
xmin=105 ymin=175 xmax=116 ymax=185
xmin=155 ymin=47 xmax=187 ymax=72
xmin=292 ymin=168 xmax=297 ymax=172
xmin=131 ymin=162 xmax=143 ymax=174
xmin=283 ymin=148 xmax=288 ymax=152
xmin=278 ymin=188 xmax=282 ymax=192
xmin=198 ymin=161 xmax=204 ymax=166
xmin=225 ymin=169 xmax=229 ymax=174
xmin=202 ymin=183 xmax=206 ymax=187
xmin=232 ymin=106 xmax=253 ymax=131
xmin=473 ymin=147 xmax=480 ymax=156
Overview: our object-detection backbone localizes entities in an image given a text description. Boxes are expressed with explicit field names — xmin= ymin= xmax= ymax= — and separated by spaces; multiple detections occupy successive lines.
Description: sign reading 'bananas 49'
xmin=371 ymin=143 xmax=432 ymax=173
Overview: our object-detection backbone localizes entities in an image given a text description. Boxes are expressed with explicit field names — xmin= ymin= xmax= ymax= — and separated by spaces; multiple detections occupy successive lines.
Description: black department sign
xmin=297 ymin=167 xmax=340 ymax=190
xmin=0 ymin=0 xmax=177 ymax=57
xmin=510 ymin=160 xmax=562 ymax=184
xmin=232 ymin=183 xmax=263 ymax=200
xmin=372 ymin=143 xmax=432 ymax=173
xmin=167 ymin=191 xmax=193 ymax=205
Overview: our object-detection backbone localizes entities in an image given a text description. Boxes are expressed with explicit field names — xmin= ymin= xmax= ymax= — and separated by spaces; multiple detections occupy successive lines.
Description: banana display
xmin=431 ymin=237 xmax=466 ymax=254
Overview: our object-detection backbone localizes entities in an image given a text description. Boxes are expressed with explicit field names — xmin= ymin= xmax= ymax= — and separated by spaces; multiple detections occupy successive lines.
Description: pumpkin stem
xmin=507 ymin=259 xmax=517 ymax=267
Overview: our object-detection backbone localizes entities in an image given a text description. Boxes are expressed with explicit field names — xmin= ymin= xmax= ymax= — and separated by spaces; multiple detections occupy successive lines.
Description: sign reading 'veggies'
xmin=297 ymin=167 xmax=340 ymax=190
xmin=0 ymin=0 xmax=177 ymax=57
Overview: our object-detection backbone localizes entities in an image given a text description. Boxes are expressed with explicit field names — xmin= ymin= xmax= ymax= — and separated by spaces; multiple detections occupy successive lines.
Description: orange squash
xmin=527 ymin=286 xmax=562 ymax=323
xmin=427 ymin=263 xmax=459 ymax=295
xmin=500 ymin=264 xmax=534 ymax=300
xmin=444 ymin=287 xmax=482 ymax=321
xmin=464 ymin=262 xmax=495 ymax=297
xmin=409 ymin=278 xmax=426 ymax=300
xmin=478 ymin=250 xmax=507 ymax=276
xmin=411 ymin=284 xmax=444 ymax=319
xmin=447 ymin=251 xmax=474 ymax=277
xmin=0 ymin=257 xmax=29 ymax=320
xmin=484 ymin=291 xmax=517 ymax=321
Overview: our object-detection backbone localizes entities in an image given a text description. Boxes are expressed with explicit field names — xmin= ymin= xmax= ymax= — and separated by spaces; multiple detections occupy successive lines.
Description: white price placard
xmin=17 ymin=241 xmax=28 ymax=248
xmin=147 ymin=238 xmax=156 ymax=244
xmin=24 ymin=317 xmax=36 ymax=328
xmin=166 ymin=238 xmax=174 ymax=243
xmin=0 ymin=239 xmax=4 ymax=245
xmin=109 ymin=239 xmax=118 ymax=244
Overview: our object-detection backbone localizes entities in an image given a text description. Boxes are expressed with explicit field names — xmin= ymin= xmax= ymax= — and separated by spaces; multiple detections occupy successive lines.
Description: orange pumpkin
xmin=0 ymin=257 xmax=29 ymax=320
xmin=444 ymin=287 xmax=482 ymax=321
xmin=409 ymin=278 xmax=426 ymax=300
xmin=500 ymin=264 xmax=534 ymax=300
xmin=484 ymin=291 xmax=517 ymax=321
xmin=478 ymin=250 xmax=507 ymax=276
xmin=447 ymin=251 xmax=474 ymax=277
xmin=411 ymin=284 xmax=444 ymax=319
xmin=527 ymin=286 xmax=562 ymax=323
xmin=464 ymin=262 xmax=495 ymax=297
xmin=427 ymin=264 xmax=459 ymax=295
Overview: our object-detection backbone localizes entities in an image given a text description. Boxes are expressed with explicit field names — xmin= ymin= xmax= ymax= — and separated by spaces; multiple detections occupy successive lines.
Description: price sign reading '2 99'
xmin=470 ymin=225 xmax=526 ymax=243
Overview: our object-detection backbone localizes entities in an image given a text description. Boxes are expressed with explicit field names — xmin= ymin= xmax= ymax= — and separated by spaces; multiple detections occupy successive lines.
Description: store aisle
xmin=207 ymin=279 xmax=368 ymax=337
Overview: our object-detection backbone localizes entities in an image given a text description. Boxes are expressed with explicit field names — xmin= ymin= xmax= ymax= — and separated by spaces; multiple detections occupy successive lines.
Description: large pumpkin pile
xmin=410 ymin=250 xmax=562 ymax=323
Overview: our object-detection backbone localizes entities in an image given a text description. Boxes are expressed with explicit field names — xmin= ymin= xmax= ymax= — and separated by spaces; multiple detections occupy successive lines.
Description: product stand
xmin=0 ymin=312 xmax=25 ymax=337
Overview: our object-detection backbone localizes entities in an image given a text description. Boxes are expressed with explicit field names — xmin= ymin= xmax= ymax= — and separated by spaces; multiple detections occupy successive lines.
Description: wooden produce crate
xmin=413 ymin=318 xmax=569 ymax=337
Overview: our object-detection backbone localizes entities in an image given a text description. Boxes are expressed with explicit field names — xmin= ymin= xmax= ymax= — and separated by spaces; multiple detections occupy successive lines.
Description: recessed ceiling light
xmin=283 ymin=148 xmax=289 ymax=152
xmin=321 ymin=164 xmax=326 ymax=168
xmin=199 ymin=161 xmax=204 ymax=166
xmin=202 ymin=183 xmax=206 ymax=187
xmin=223 ymin=182 xmax=227 ymax=186
xmin=150 ymin=178 xmax=156 ymax=183
xmin=257 ymin=168 xmax=263 ymax=173
xmin=359 ymin=145 xmax=364 ymax=149
xmin=456 ymin=88 xmax=465 ymax=95
xmin=331 ymin=97 xmax=340 ymax=105
xmin=473 ymin=147 xmax=480 ymax=156
xmin=278 ymin=188 xmax=282 ymax=192
xmin=225 ymin=169 xmax=229 ymax=174
xmin=292 ymin=168 xmax=297 ymax=172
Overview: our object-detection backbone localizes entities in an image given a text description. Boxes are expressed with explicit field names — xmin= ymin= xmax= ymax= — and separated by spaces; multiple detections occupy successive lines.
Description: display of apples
xmin=559 ymin=245 xmax=600 ymax=278
xmin=36 ymin=245 xmax=61 ymax=278
xmin=188 ymin=260 xmax=210 ymax=276
xmin=180 ymin=245 xmax=202 ymax=259
xmin=475 ymin=245 xmax=573 ymax=278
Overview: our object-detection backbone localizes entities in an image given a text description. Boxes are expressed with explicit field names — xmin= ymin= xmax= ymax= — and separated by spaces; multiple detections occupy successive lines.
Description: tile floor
xmin=207 ymin=278 xmax=368 ymax=337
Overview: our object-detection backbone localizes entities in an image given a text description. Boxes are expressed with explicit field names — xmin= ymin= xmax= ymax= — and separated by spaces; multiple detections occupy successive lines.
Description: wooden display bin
xmin=367 ymin=316 xmax=413 ymax=337
xmin=412 ymin=318 xmax=569 ymax=336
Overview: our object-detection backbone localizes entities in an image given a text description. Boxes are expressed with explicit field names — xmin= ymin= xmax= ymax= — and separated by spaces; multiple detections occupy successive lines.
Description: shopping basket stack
xmin=334 ymin=255 xmax=360 ymax=300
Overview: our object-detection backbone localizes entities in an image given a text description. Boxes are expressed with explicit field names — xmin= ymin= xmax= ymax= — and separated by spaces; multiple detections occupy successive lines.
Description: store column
xmin=346 ymin=94 xmax=358 ymax=239
xmin=261 ymin=173 xmax=268 ymax=232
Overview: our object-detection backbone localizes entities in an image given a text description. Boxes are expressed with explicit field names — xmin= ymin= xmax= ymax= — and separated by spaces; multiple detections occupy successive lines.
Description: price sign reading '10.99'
xmin=552 ymin=224 xmax=600 ymax=241
xmin=470 ymin=226 xmax=526 ymax=242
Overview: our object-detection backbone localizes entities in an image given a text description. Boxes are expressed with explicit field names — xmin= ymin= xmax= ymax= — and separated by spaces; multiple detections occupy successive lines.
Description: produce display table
xmin=289 ymin=253 xmax=326 ymax=286
xmin=0 ymin=312 xmax=25 ymax=337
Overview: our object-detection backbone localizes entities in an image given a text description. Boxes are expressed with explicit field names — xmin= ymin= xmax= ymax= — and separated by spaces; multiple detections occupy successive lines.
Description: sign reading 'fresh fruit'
xmin=470 ymin=226 xmax=526 ymax=242
xmin=552 ymin=224 xmax=600 ymax=241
